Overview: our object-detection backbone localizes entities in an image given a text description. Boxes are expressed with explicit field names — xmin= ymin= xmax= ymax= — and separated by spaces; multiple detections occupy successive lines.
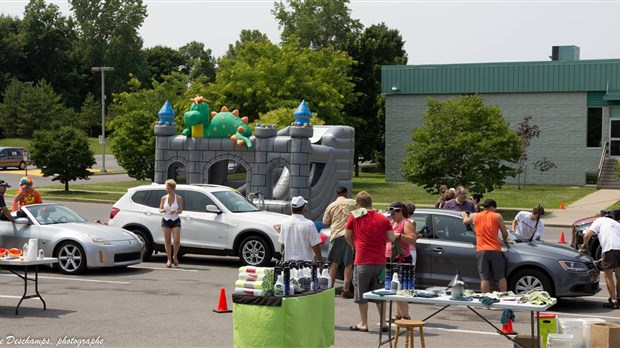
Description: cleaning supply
xmin=319 ymin=265 xmax=331 ymax=289
xmin=274 ymin=274 xmax=284 ymax=297
xmin=391 ymin=271 xmax=401 ymax=291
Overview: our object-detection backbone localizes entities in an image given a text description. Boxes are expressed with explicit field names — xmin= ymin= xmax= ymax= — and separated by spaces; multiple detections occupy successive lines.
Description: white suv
xmin=108 ymin=184 xmax=289 ymax=266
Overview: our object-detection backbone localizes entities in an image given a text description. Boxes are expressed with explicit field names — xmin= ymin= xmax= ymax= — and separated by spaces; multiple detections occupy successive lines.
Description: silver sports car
xmin=1 ymin=203 xmax=143 ymax=274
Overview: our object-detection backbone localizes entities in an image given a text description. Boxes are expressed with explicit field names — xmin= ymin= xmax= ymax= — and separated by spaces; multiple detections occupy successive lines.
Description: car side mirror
xmin=206 ymin=205 xmax=222 ymax=214
xmin=15 ymin=217 xmax=30 ymax=225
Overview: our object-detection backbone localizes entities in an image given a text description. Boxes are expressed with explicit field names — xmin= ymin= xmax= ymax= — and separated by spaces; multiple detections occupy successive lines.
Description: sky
xmin=2 ymin=0 xmax=620 ymax=64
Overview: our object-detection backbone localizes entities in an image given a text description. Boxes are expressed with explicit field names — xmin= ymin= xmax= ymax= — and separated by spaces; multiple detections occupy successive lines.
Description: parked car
xmin=324 ymin=208 xmax=600 ymax=298
xmin=0 ymin=203 xmax=143 ymax=274
xmin=571 ymin=209 xmax=620 ymax=260
xmin=107 ymin=184 xmax=291 ymax=266
xmin=0 ymin=146 xmax=29 ymax=170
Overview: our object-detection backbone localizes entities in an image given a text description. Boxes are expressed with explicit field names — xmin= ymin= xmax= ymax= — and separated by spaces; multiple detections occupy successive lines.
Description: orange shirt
xmin=12 ymin=188 xmax=42 ymax=211
xmin=473 ymin=210 xmax=501 ymax=252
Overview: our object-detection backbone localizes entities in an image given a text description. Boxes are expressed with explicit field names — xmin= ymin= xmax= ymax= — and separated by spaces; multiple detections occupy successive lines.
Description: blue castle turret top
xmin=293 ymin=100 xmax=311 ymax=125
xmin=158 ymin=100 xmax=175 ymax=125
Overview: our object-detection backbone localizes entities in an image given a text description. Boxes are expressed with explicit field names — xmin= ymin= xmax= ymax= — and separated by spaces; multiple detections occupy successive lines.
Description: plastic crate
xmin=537 ymin=313 xmax=557 ymax=348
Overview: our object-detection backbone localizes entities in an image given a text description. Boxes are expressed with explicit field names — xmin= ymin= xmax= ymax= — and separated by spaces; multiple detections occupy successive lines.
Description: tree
xmin=273 ymin=0 xmax=362 ymax=51
xmin=30 ymin=126 xmax=96 ymax=191
xmin=0 ymin=78 xmax=73 ymax=138
xmin=107 ymin=72 xmax=210 ymax=180
xmin=178 ymin=41 xmax=216 ymax=83
xmin=144 ymin=45 xmax=185 ymax=84
xmin=0 ymin=15 xmax=23 ymax=104
xmin=515 ymin=115 xmax=557 ymax=188
xmin=213 ymin=36 xmax=354 ymax=124
xmin=70 ymin=0 xmax=148 ymax=94
xmin=401 ymin=95 xmax=523 ymax=194
xmin=78 ymin=93 xmax=101 ymax=137
xmin=345 ymin=23 xmax=407 ymax=174
xmin=252 ymin=107 xmax=325 ymax=130
xmin=21 ymin=0 xmax=84 ymax=109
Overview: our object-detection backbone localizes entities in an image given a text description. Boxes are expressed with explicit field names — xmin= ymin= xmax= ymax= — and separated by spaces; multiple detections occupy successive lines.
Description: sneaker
xmin=602 ymin=300 xmax=619 ymax=309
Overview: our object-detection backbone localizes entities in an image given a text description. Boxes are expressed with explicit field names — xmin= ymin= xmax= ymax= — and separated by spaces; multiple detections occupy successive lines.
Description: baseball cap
xmin=291 ymin=196 xmax=308 ymax=208
xmin=0 ymin=180 xmax=10 ymax=188
xmin=336 ymin=186 xmax=347 ymax=194
xmin=388 ymin=201 xmax=404 ymax=212
xmin=482 ymin=199 xmax=497 ymax=208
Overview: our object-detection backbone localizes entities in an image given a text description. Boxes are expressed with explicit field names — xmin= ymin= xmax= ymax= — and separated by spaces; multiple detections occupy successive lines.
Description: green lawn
xmin=0 ymin=138 xmax=104 ymax=155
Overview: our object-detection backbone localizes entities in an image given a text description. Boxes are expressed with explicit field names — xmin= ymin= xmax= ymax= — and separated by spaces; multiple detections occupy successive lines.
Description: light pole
xmin=91 ymin=66 xmax=114 ymax=173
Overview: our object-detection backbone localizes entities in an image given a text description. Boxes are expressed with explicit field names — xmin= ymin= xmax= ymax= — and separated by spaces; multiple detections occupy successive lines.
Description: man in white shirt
xmin=278 ymin=196 xmax=322 ymax=262
xmin=512 ymin=205 xmax=545 ymax=241
xmin=582 ymin=215 xmax=620 ymax=309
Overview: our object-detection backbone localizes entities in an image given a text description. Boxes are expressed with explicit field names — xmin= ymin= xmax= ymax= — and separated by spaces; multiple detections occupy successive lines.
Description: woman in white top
xmin=159 ymin=179 xmax=184 ymax=268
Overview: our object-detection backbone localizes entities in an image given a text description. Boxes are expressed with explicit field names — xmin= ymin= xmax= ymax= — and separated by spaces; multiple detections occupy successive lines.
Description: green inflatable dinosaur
xmin=182 ymin=96 xmax=253 ymax=149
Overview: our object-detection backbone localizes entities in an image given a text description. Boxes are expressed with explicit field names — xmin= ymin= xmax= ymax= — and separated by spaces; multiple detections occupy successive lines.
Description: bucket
xmin=547 ymin=333 xmax=574 ymax=348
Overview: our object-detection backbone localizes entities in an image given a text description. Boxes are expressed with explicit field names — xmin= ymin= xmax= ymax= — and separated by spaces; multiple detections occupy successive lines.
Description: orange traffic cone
xmin=558 ymin=232 xmax=567 ymax=244
xmin=213 ymin=288 xmax=232 ymax=313
xmin=560 ymin=201 xmax=565 ymax=209
xmin=501 ymin=318 xmax=515 ymax=334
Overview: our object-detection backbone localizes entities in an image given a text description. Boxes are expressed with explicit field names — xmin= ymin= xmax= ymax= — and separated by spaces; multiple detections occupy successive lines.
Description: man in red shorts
xmin=345 ymin=191 xmax=397 ymax=333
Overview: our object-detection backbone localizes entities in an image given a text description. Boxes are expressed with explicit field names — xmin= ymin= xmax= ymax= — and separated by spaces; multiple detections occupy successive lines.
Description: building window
xmin=587 ymin=108 xmax=602 ymax=147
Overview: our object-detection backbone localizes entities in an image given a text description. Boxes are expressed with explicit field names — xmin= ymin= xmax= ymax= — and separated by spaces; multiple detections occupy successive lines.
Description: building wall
xmin=385 ymin=92 xmax=603 ymax=186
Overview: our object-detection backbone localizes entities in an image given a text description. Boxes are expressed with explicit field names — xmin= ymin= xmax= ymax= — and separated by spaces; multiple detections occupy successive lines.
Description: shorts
xmin=161 ymin=218 xmax=181 ymax=228
xmin=327 ymin=236 xmax=354 ymax=266
xmin=602 ymin=249 xmax=620 ymax=270
xmin=353 ymin=264 xmax=384 ymax=304
xmin=476 ymin=250 xmax=506 ymax=281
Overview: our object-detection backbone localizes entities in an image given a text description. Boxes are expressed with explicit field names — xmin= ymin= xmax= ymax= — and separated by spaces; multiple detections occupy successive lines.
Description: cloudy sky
xmin=2 ymin=0 xmax=620 ymax=64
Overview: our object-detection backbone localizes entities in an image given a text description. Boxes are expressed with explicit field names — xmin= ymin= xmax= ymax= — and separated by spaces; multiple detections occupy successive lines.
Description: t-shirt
xmin=345 ymin=209 xmax=393 ymax=265
xmin=385 ymin=219 xmax=411 ymax=259
xmin=513 ymin=211 xmax=544 ymax=241
xmin=323 ymin=197 xmax=356 ymax=240
xmin=472 ymin=210 xmax=502 ymax=252
xmin=0 ymin=193 xmax=8 ymax=221
xmin=442 ymin=199 xmax=475 ymax=212
xmin=588 ymin=217 xmax=620 ymax=253
xmin=278 ymin=214 xmax=321 ymax=261
xmin=12 ymin=188 xmax=42 ymax=211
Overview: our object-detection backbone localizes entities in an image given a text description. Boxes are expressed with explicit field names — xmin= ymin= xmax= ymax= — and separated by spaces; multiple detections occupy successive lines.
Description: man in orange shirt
xmin=462 ymin=199 xmax=509 ymax=293
xmin=12 ymin=176 xmax=42 ymax=211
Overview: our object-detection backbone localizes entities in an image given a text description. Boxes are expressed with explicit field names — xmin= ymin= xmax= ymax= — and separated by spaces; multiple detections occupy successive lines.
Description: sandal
xmin=381 ymin=326 xmax=389 ymax=332
xmin=386 ymin=315 xmax=401 ymax=322
xmin=349 ymin=325 xmax=369 ymax=332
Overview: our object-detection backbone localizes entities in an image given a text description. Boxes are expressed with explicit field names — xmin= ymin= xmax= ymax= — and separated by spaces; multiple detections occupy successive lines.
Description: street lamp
xmin=91 ymin=66 xmax=114 ymax=173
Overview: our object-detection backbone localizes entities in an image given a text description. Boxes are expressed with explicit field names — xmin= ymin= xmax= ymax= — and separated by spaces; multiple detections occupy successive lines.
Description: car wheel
xmin=509 ymin=269 xmax=554 ymax=296
xmin=18 ymin=161 xmax=26 ymax=170
xmin=593 ymin=243 xmax=602 ymax=261
xmin=131 ymin=228 xmax=154 ymax=261
xmin=56 ymin=241 xmax=88 ymax=275
xmin=239 ymin=236 xmax=273 ymax=267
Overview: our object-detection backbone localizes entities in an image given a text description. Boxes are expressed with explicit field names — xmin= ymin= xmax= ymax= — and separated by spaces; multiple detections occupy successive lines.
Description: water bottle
xmin=391 ymin=271 xmax=401 ymax=291
xmin=384 ymin=264 xmax=391 ymax=290
xmin=283 ymin=266 xmax=291 ymax=296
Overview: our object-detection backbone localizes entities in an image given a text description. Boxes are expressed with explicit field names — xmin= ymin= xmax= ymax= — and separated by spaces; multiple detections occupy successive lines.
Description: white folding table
xmin=363 ymin=291 xmax=556 ymax=348
xmin=0 ymin=257 xmax=57 ymax=315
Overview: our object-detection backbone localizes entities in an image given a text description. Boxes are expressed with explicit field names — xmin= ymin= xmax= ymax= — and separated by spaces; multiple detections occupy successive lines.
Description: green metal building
xmin=382 ymin=46 xmax=620 ymax=186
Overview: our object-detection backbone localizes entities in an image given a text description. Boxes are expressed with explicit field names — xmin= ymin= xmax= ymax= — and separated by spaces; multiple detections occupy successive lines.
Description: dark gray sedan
xmin=409 ymin=209 xmax=600 ymax=298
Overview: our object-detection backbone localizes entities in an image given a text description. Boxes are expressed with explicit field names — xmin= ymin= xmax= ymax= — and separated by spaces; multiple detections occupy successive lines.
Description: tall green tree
xmin=107 ymin=72 xmax=210 ymax=180
xmin=70 ymin=0 xmax=148 ymax=94
xmin=345 ymin=23 xmax=407 ymax=172
xmin=30 ymin=126 xmax=96 ymax=191
xmin=401 ymin=95 xmax=523 ymax=194
xmin=21 ymin=0 xmax=83 ymax=109
xmin=0 ymin=15 xmax=23 ymax=103
xmin=144 ymin=45 xmax=185 ymax=84
xmin=78 ymin=93 xmax=101 ymax=137
xmin=213 ymin=36 xmax=354 ymax=124
xmin=178 ymin=41 xmax=216 ymax=83
xmin=273 ymin=0 xmax=362 ymax=51
xmin=0 ymin=78 xmax=73 ymax=138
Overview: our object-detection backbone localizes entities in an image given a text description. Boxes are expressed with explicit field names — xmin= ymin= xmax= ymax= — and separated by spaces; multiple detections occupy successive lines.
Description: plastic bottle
xmin=274 ymin=274 xmax=284 ymax=297
xmin=319 ymin=265 xmax=331 ymax=289
xmin=283 ymin=266 xmax=291 ymax=296
xmin=22 ymin=243 xmax=28 ymax=259
xmin=310 ymin=262 xmax=319 ymax=291
xmin=384 ymin=264 xmax=392 ymax=290
xmin=391 ymin=271 xmax=401 ymax=291
xmin=409 ymin=265 xmax=415 ymax=290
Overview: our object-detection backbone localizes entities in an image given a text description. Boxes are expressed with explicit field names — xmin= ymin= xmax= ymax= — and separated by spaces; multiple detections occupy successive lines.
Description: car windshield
xmin=25 ymin=205 xmax=87 ymax=225
xmin=212 ymin=191 xmax=260 ymax=213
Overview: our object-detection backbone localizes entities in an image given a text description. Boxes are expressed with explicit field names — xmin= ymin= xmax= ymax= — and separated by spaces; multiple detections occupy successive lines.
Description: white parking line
xmin=131 ymin=265 xmax=199 ymax=272
xmin=0 ymin=274 xmax=130 ymax=285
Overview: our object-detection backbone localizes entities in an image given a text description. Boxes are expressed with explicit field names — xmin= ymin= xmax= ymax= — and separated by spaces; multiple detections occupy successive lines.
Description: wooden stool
xmin=394 ymin=319 xmax=425 ymax=348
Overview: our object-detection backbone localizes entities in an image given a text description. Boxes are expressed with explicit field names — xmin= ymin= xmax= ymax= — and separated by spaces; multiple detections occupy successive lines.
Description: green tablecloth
xmin=233 ymin=288 xmax=335 ymax=348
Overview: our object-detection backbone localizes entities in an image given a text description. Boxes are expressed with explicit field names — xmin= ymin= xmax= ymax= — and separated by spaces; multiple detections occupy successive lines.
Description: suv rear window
xmin=131 ymin=189 xmax=166 ymax=208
